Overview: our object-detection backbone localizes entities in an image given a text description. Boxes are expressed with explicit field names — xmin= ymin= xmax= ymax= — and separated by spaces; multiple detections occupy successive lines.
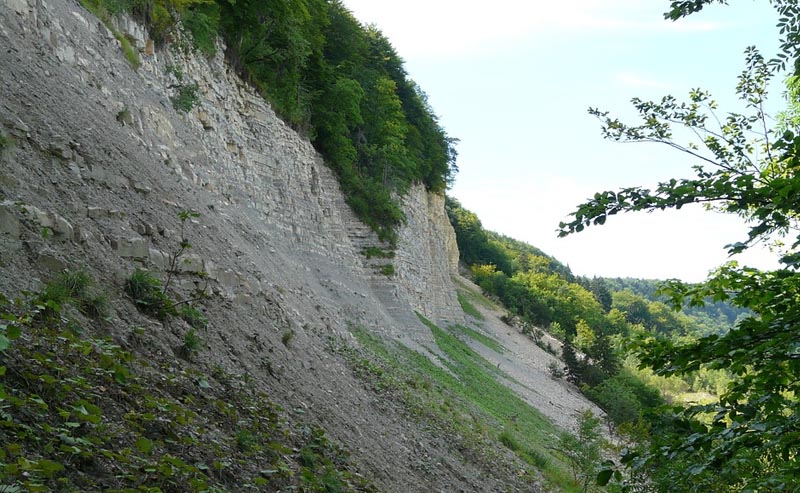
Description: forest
xmin=81 ymin=0 xmax=458 ymax=244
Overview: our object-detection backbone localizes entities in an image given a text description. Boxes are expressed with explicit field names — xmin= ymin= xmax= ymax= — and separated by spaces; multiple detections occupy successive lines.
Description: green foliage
xmin=38 ymin=269 xmax=109 ymax=319
xmin=450 ymin=324 xmax=504 ymax=353
xmin=117 ymin=32 xmax=141 ymax=69
xmin=172 ymin=82 xmax=200 ymax=112
xmin=362 ymin=246 xmax=394 ymax=259
xmin=341 ymin=322 xmax=581 ymax=490
xmin=0 ymin=288 xmax=376 ymax=493
xmin=0 ymin=133 xmax=12 ymax=151
xmin=182 ymin=327 xmax=203 ymax=355
xmin=378 ymin=264 xmax=394 ymax=276
xmin=281 ymin=328 xmax=295 ymax=346
xmin=78 ymin=0 xmax=141 ymax=69
xmin=181 ymin=1 xmax=221 ymax=56
xmin=554 ymin=410 xmax=604 ymax=493
xmin=125 ymin=269 xmax=175 ymax=320
xmin=563 ymin=10 xmax=800 ymax=489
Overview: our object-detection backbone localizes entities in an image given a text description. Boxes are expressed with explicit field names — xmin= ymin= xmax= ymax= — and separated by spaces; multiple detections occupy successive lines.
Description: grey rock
xmin=0 ymin=203 xmax=20 ymax=238
xmin=114 ymin=237 xmax=149 ymax=259
xmin=37 ymin=249 xmax=67 ymax=272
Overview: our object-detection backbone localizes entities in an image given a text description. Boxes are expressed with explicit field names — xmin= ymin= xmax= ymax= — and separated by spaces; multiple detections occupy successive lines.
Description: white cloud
xmin=343 ymin=0 xmax=723 ymax=58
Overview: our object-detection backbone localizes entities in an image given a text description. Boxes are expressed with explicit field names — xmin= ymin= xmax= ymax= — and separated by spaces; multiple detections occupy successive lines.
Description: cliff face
xmin=0 ymin=0 xmax=462 ymax=339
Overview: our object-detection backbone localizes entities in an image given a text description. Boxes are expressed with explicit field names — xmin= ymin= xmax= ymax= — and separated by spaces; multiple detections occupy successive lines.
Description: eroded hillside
xmin=0 ymin=1 xmax=602 ymax=491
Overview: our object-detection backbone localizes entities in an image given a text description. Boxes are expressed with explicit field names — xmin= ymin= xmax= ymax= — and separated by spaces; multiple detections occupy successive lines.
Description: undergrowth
xmin=0 ymin=281 xmax=377 ymax=493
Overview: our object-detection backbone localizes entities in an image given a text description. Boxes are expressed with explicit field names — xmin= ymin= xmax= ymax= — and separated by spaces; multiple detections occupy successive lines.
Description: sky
xmin=343 ymin=0 xmax=784 ymax=282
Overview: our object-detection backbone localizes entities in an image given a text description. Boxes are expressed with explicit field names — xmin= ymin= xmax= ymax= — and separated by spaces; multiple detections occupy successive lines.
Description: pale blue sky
xmin=344 ymin=1 xmax=783 ymax=281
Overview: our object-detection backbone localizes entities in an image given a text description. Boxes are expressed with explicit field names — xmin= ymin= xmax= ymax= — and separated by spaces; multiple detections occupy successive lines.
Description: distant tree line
xmin=82 ymin=0 xmax=458 ymax=244
xmin=446 ymin=197 xmax=744 ymax=427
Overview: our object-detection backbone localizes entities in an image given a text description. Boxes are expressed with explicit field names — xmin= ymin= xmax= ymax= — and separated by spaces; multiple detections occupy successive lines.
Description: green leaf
xmin=135 ymin=437 xmax=153 ymax=455
xmin=596 ymin=468 xmax=614 ymax=486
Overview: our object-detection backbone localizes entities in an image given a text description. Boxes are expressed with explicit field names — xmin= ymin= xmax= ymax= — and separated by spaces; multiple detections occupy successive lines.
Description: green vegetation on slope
xmin=79 ymin=0 xmax=457 ymax=244
xmin=337 ymin=318 xmax=601 ymax=493
xmin=446 ymin=197 xmax=749 ymax=435
xmin=0 ymin=278 xmax=375 ymax=493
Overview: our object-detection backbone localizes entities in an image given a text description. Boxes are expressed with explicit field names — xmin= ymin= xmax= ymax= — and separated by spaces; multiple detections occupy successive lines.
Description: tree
xmin=560 ymin=7 xmax=800 ymax=491
xmin=555 ymin=410 xmax=604 ymax=493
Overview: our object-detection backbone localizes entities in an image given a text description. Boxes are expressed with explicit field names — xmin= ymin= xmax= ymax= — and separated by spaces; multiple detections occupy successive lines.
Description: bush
xmin=171 ymin=83 xmax=200 ymax=112
xmin=125 ymin=269 xmax=175 ymax=320
xmin=547 ymin=360 xmax=565 ymax=379
xmin=182 ymin=3 xmax=220 ymax=56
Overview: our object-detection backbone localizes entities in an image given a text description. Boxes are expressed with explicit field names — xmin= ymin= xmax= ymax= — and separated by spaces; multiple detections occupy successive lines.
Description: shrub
xmin=281 ymin=329 xmax=295 ymax=347
xmin=125 ymin=269 xmax=175 ymax=320
xmin=379 ymin=264 xmax=394 ymax=276
xmin=362 ymin=246 xmax=395 ymax=259
xmin=178 ymin=304 xmax=207 ymax=330
xmin=0 ymin=133 xmax=12 ymax=150
xmin=172 ymin=82 xmax=200 ymax=112
xmin=547 ymin=360 xmax=565 ymax=379
xmin=181 ymin=3 xmax=220 ymax=56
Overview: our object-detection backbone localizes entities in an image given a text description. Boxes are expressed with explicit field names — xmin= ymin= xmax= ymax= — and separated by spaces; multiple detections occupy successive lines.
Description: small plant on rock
xmin=38 ymin=269 xmax=109 ymax=319
xmin=182 ymin=328 xmax=203 ymax=356
xmin=0 ymin=133 xmax=12 ymax=151
xmin=126 ymin=269 xmax=175 ymax=320
xmin=179 ymin=304 xmax=208 ymax=330
xmin=281 ymin=328 xmax=295 ymax=347
xmin=171 ymin=82 xmax=200 ymax=113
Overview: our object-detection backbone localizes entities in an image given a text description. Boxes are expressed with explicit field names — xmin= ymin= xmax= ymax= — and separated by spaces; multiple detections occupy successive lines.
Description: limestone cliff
xmin=0 ymin=0 xmax=463 ymax=342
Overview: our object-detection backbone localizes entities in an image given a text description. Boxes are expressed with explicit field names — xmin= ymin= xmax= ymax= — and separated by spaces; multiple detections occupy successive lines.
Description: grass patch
xmin=449 ymin=324 xmax=504 ymax=353
xmin=453 ymin=277 xmax=497 ymax=310
xmin=116 ymin=32 xmax=141 ymax=70
xmin=125 ymin=269 xmax=175 ymax=320
xmin=457 ymin=290 xmax=484 ymax=320
xmin=362 ymin=246 xmax=395 ymax=259
xmin=178 ymin=303 xmax=208 ymax=330
xmin=38 ymin=269 xmax=109 ymax=319
xmin=0 ymin=133 xmax=12 ymax=151
xmin=78 ymin=0 xmax=140 ymax=70
xmin=340 ymin=317 xmax=584 ymax=492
